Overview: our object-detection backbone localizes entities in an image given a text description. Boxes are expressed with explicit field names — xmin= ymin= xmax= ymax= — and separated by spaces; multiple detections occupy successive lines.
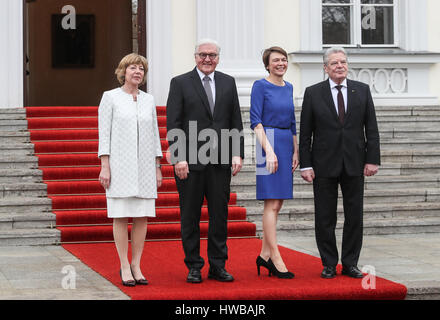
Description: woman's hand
xmin=99 ymin=166 xmax=111 ymax=189
xmin=292 ymin=151 xmax=299 ymax=172
xmin=156 ymin=167 xmax=163 ymax=188
xmin=266 ymin=151 xmax=278 ymax=174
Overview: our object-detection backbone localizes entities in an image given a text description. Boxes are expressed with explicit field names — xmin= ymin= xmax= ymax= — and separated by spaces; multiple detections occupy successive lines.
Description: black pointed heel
xmin=256 ymin=256 xmax=271 ymax=276
xmin=130 ymin=267 xmax=149 ymax=285
xmin=120 ymin=269 xmax=136 ymax=287
xmin=267 ymin=259 xmax=295 ymax=279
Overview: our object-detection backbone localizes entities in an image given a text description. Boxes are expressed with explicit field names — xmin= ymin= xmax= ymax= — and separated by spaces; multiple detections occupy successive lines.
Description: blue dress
xmin=250 ymin=79 xmax=297 ymax=200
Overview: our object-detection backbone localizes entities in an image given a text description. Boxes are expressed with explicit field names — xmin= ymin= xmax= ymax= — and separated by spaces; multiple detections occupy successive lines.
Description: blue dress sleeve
xmin=250 ymin=80 xmax=265 ymax=131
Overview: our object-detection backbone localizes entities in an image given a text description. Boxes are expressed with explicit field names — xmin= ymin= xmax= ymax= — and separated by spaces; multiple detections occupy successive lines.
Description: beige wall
xmin=171 ymin=0 xmax=197 ymax=76
xmin=264 ymin=0 xmax=301 ymax=99
xmin=428 ymin=0 xmax=440 ymax=101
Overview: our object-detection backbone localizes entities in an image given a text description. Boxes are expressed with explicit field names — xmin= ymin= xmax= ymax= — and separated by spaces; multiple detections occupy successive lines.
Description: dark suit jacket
xmin=299 ymin=79 xmax=381 ymax=177
xmin=166 ymin=68 xmax=244 ymax=171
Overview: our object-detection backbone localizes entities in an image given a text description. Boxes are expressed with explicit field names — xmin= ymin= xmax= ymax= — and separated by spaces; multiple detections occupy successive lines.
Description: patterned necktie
xmin=203 ymin=76 xmax=215 ymax=115
xmin=336 ymin=85 xmax=345 ymax=124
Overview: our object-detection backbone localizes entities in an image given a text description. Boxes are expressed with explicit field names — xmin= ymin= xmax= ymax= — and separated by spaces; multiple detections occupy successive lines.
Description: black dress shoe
xmin=130 ymin=267 xmax=149 ymax=285
xmin=321 ymin=266 xmax=337 ymax=279
xmin=342 ymin=266 xmax=364 ymax=278
xmin=208 ymin=267 xmax=234 ymax=282
xmin=267 ymin=259 xmax=295 ymax=279
xmin=119 ymin=270 xmax=136 ymax=287
xmin=187 ymin=268 xmax=202 ymax=283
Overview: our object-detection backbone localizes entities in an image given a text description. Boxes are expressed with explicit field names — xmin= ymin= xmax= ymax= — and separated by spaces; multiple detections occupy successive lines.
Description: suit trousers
xmin=175 ymin=164 xmax=232 ymax=270
xmin=312 ymin=167 xmax=365 ymax=268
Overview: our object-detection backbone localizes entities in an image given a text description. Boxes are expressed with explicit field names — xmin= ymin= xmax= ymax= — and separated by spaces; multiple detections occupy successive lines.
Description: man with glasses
xmin=166 ymin=39 xmax=244 ymax=283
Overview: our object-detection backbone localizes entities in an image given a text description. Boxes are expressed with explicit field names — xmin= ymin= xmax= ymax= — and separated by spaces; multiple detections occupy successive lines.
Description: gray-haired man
xmin=299 ymin=47 xmax=381 ymax=279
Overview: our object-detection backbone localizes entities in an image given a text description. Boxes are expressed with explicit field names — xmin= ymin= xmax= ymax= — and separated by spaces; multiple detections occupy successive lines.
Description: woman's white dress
xmin=98 ymin=88 xmax=163 ymax=218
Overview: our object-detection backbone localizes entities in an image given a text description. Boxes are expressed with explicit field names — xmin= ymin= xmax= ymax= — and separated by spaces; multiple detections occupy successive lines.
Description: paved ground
xmin=0 ymin=233 xmax=439 ymax=300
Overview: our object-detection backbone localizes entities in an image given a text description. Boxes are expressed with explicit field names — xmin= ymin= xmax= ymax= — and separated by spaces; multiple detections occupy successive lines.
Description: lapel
xmin=190 ymin=68 xmax=213 ymax=118
xmin=213 ymin=71 xmax=223 ymax=118
xmin=345 ymin=79 xmax=358 ymax=123
xmin=322 ymin=79 xmax=340 ymax=124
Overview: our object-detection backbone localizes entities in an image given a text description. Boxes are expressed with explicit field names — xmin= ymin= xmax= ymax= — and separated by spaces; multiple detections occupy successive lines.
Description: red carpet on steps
xmin=63 ymin=239 xmax=407 ymax=300
xmin=25 ymin=106 xmax=407 ymax=300
xmin=25 ymin=106 xmax=255 ymax=243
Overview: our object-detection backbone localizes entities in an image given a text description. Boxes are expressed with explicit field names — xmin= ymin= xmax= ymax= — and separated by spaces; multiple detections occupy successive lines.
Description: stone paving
xmin=0 ymin=233 xmax=439 ymax=300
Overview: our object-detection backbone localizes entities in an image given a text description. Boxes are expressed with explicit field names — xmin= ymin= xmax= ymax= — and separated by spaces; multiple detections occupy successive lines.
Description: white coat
xmin=98 ymin=88 xmax=163 ymax=198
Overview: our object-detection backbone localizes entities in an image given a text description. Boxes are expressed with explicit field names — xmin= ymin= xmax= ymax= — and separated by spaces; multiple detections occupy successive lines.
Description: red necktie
xmin=336 ymin=85 xmax=345 ymax=124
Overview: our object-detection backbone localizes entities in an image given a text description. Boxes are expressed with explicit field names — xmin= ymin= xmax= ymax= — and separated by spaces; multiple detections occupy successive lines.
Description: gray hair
xmin=194 ymin=39 xmax=221 ymax=55
xmin=323 ymin=47 xmax=347 ymax=66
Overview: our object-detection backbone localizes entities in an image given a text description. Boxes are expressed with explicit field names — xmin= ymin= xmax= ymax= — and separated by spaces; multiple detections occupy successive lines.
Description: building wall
xmin=428 ymin=0 xmax=440 ymax=100
xmin=264 ymin=0 xmax=301 ymax=99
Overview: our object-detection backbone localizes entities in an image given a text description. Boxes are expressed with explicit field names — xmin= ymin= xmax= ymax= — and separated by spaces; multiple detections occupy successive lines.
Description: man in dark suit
xmin=299 ymin=47 xmax=380 ymax=279
xmin=166 ymin=39 xmax=244 ymax=283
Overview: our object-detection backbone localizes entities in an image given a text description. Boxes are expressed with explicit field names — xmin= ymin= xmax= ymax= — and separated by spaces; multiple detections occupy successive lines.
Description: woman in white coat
xmin=98 ymin=53 xmax=163 ymax=286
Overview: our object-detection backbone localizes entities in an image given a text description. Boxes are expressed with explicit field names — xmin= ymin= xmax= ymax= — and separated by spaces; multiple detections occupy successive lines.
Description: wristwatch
xmin=156 ymin=163 xmax=161 ymax=168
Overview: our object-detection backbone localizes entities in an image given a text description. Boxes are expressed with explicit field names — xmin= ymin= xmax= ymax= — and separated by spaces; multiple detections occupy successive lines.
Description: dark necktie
xmin=203 ymin=76 xmax=215 ymax=115
xmin=336 ymin=85 xmax=345 ymax=124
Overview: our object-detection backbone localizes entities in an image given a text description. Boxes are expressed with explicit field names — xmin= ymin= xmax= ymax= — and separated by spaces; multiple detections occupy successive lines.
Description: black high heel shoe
xmin=130 ymin=267 xmax=149 ymax=285
xmin=267 ymin=259 xmax=295 ymax=279
xmin=256 ymin=256 xmax=271 ymax=276
xmin=119 ymin=269 xmax=136 ymax=287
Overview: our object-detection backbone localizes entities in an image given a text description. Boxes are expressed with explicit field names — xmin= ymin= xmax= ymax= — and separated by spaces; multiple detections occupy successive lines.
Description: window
xmin=322 ymin=0 xmax=397 ymax=47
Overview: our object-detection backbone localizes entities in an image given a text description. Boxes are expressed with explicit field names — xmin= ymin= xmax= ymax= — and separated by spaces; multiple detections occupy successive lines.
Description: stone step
xmin=0 ymin=228 xmax=60 ymax=246
xmin=0 ymin=169 xmax=43 ymax=183
xmin=237 ymin=162 xmax=440 ymax=179
xmin=0 ymin=183 xmax=47 ymax=198
xmin=252 ymin=217 xmax=440 ymax=237
xmin=232 ymin=174 xmax=440 ymax=193
xmin=0 ymin=131 xmax=30 ymax=143
xmin=0 ymin=156 xmax=39 ymax=169
xmin=0 ymin=143 xmax=34 ymax=156
xmin=245 ymin=202 xmax=440 ymax=222
xmin=380 ymin=139 xmax=440 ymax=150
xmin=240 ymin=105 xmax=440 ymax=116
xmin=0 ymin=197 xmax=52 ymax=214
xmin=236 ymin=188 xmax=440 ymax=207
xmin=0 ymin=211 xmax=56 ymax=230
xmin=0 ymin=120 xmax=28 ymax=131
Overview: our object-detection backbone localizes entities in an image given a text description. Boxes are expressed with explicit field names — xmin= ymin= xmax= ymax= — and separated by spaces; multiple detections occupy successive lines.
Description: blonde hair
xmin=115 ymin=53 xmax=148 ymax=85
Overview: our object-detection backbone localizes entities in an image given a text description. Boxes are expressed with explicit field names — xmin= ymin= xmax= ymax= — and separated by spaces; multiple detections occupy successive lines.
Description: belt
xmin=263 ymin=125 xmax=290 ymax=130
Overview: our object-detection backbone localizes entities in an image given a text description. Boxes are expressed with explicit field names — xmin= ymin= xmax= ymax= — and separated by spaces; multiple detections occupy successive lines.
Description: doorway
xmin=24 ymin=0 xmax=146 ymax=106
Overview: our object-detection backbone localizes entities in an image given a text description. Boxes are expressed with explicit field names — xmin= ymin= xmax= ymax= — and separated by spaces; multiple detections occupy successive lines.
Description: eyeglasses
xmin=196 ymin=53 xmax=219 ymax=60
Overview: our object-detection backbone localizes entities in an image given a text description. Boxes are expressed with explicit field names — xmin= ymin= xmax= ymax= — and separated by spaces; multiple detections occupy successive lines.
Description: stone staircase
xmin=0 ymin=108 xmax=59 ymax=246
xmin=232 ymin=105 xmax=440 ymax=238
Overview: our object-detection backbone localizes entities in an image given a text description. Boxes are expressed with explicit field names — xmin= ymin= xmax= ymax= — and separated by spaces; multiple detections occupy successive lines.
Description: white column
xmin=299 ymin=0 xmax=323 ymax=51
xmin=146 ymin=0 xmax=173 ymax=106
xmin=196 ymin=0 xmax=266 ymax=106
xmin=399 ymin=0 xmax=428 ymax=52
xmin=0 ymin=0 xmax=24 ymax=109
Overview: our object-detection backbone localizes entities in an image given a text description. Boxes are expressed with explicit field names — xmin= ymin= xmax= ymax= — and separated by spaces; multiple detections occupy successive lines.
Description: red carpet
xmin=25 ymin=106 xmax=407 ymax=300
xmin=63 ymin=239 xmax=407 ymax=300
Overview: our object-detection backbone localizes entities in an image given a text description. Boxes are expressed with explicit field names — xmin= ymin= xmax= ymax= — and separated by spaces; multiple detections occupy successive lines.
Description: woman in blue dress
xmin=250 ymin=47 xmax=299 ymax=279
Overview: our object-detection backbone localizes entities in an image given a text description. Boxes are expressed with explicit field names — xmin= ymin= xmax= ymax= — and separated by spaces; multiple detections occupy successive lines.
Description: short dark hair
xmin=262 ymin=46 xmax=288 ymax=73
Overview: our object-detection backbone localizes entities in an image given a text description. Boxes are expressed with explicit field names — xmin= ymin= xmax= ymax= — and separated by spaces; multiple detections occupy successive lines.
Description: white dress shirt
xmin=329 ymin=78 xmax=348 ymax=115
xmin=196 ymin=68 xmax=216 ymax=104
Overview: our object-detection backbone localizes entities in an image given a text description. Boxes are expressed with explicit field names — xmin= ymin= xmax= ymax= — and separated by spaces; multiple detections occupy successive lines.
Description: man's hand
xmin=301 ymin=169 xmax=315 ymax=183
xmin=175 ymin=161 xmax=189 ymax=180
xmin=364 ymin=164 xmax=379 ymax=177
xmin=232 ymin=156 xmax=243 ymax=176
